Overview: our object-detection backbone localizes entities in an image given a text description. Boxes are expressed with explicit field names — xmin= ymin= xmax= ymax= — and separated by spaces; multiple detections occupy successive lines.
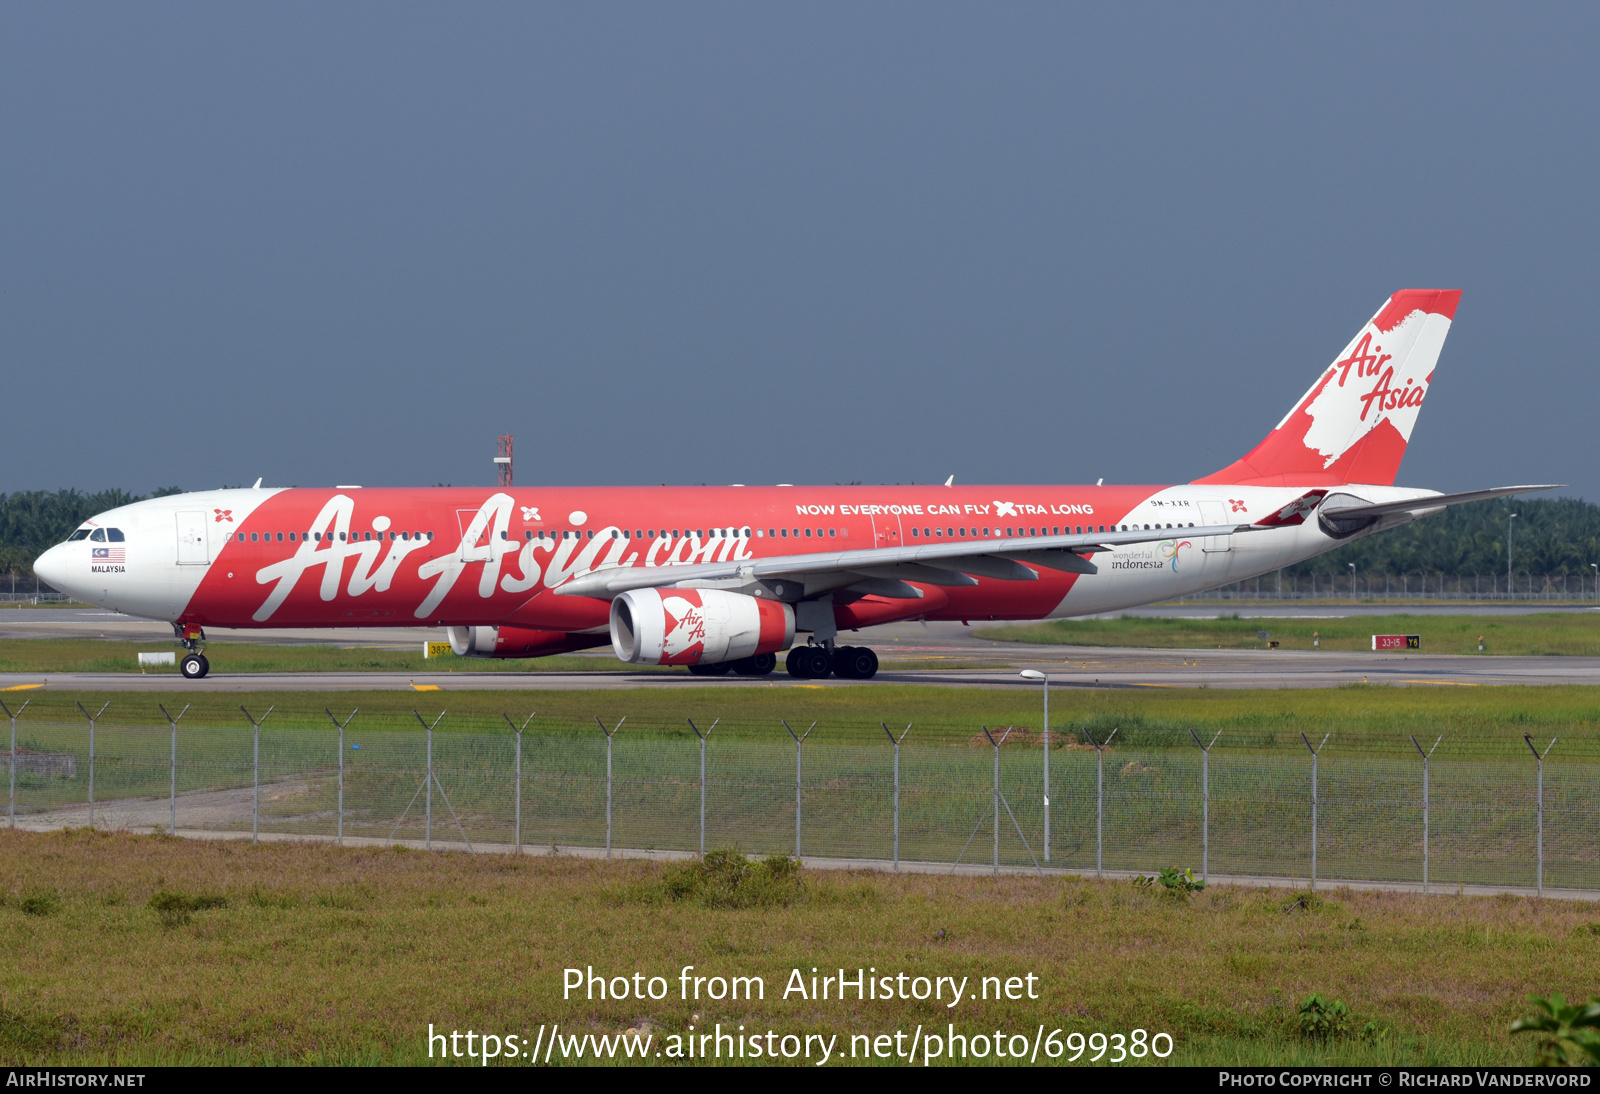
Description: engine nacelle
xmin=447 ymin=625 xmax=610 ymax=658
xmin=609 ymin=587 xmax=794 ymax=666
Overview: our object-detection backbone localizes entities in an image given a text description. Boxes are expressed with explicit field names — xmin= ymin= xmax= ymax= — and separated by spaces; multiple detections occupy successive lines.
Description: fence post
xmin=782 ymin=721 xmax=815 ymax=860
xmin=593 ymin=717 xmax=625 ymax=859
xmin=1524 ymin=734 xmax=1556 ymax=896
xmin=0 ymin=699 xmax=27 ymax=829
xmin=240 ymin=706 xmax=274 ymax=843
xmin=327 ymin=709 xmax=358 ymax=847
xmin=1083 ymin=727 xmax=1118 ymax=878
xmin=687 ymin=719 xmax=718 ymax=857
xmin=1187 ymin=729 xmax=1221 ymax=881
xmin=412 ymin=710 xmax=446 ymax=850
xmin=76 ymin=702 xmax=109 ymax=829
xmin=501 ymin=713 xmax=536 ymax=855
xmin=1410 ymin=734 xmax=1442 ymax=893
xmin=882 ymin=723 xmax=911 ymax=872
xmin=159 ymin=703 xmax=189 ymax=836
xmin=1301 ymin=732 xmax=1329 ymax=890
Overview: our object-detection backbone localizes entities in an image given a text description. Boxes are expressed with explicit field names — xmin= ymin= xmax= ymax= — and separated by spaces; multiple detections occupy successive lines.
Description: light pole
xmin=1591 ymin=563 xmax=1597 ymax=603
xmin=1348 ymin=562 xmax=1356 ymax=600
xmin=1019 ymin=670 xmax=1051 ymax=862
xmin=1508 ymin=513 xmax=1517 ymax=599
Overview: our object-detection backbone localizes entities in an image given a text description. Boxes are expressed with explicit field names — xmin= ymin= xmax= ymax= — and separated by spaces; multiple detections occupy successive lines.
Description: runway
xmin=4 ymin=610 xmax=1599 ymax=691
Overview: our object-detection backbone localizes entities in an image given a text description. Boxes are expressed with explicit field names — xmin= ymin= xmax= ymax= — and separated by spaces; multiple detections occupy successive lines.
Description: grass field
xmin=7 ymin=683 xmax=1598 ymax=757
xmin=0 ymin=828 xmax=1593 ymax=1066
xmin=980 ymin=613 xmax=1600 ymax=656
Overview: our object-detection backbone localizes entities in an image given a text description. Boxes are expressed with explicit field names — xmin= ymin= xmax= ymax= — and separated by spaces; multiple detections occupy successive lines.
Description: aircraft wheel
xmin=831 ymin=646 xmax=860 ymax=679
xmin=732 ymin=652 xmax=777 ymax=676
xmin=787 ymin=646 xmax=833 ymax=679
xmin=180 ymin=653 xmax=208 ymax=679
xmin=836 ymin=646 xmax=877 ymax=680
xmin=687 ymin=661 xmax=732 ymax=676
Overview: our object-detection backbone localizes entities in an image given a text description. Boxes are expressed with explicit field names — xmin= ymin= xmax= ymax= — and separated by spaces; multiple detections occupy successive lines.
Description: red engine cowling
xmin=447 ymin=625 xmax=610 ymax=658
xmin=609 ymin=588 xmax=794 ymax=666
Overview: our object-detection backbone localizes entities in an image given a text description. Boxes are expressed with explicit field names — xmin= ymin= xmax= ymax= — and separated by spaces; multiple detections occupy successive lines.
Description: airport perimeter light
xmin=1592 ymin=563 xmax=1597 ymax=602
xmin=1348 ymin=562 xmax=1356 ymax=599
xmin=1019 ymin=670 xmax=1051 ymax=862
xmin=1509 ymin=513 xmax=1518 ymax=595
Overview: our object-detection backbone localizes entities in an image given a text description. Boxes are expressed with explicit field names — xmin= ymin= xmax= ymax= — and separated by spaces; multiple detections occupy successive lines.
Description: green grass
xmin=7 ymin=683 xmax=1600 ymax=756
xmin=980 ymin=612 xmax=1600 ymax=656
xmin=0 ymin=829 xmax=1593 ymax=1065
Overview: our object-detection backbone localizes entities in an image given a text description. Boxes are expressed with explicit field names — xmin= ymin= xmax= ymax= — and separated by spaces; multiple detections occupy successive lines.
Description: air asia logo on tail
xmin=1195 ymin=289 xmax=1461 ymax=488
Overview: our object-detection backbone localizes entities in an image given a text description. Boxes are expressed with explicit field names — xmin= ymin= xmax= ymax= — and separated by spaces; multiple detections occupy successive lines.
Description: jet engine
xmin=609 ymin=587 xmax=794 ymax=666
xmin=446 ymin=625 xmax=609 ymax=658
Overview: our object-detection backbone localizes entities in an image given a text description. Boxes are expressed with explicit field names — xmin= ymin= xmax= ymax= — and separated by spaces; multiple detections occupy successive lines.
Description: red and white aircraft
xmin=35 ymin=289 xmax=1552 ymax=680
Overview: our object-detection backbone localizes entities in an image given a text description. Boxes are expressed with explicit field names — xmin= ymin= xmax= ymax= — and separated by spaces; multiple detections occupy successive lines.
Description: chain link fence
xmin=1 ymin=704 xmax=1593 ymax=895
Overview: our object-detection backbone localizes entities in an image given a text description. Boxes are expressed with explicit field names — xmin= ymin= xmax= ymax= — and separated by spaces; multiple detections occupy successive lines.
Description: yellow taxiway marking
xmin=1399 ymin=679 xmax=1482 ymax=686
xmin=408 ymin=680 xmax=442 ymax=691
xmin=0 ymin=683 xmax=45 ymax=692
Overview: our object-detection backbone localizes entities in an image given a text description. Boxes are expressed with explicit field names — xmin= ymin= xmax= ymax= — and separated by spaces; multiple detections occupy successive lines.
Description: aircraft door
xmin=176 ymin=511 xmax=210 ymax=565
xmin=457 ymin=509 xmax=491 ymax=562
xmin=1196 ymin=500 xmax=1233 ymax=553
xmin=870 ymin=512 xmax=902 ymax=548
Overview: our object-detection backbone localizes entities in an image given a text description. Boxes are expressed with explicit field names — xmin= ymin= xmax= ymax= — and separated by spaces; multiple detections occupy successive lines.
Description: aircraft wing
xmin=1318 ymin=484 xmax=1563 ymax=519
xmin=554 ymin=522 xmax=1256 ymax=599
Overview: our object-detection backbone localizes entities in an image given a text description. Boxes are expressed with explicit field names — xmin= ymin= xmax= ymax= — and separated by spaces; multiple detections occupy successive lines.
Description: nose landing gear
xmin=173 ymin=622 xmax=210 ymax=679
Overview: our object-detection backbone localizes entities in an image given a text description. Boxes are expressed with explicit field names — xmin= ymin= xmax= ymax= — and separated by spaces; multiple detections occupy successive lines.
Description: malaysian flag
xmin=91 ymin=546 xmax=125 ymax=563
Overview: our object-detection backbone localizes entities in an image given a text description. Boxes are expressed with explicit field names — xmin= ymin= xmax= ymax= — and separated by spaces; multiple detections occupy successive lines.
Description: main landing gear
xmin=785 ymin=644 xmax=878 ymax=680
xmin=174 ymin=622 xmax=210 ymax=679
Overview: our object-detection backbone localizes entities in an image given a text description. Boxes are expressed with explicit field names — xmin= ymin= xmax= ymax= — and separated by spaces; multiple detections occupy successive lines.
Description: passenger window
xmin=829 ymin=528 xmax=836 ymax=538
xmin=90 ymin=529 xmax=106 ymax=542
xmin=276 ymin=532 xmax=284 ymax=542
xmin=107 ymin=528 xmax=125 ymax=542
xmin=237 ymin=532 xmax=245 ymax=542
xmin=804 ymin=528 xmax=812 ymax=538
xmin=339 ymin=532 xmax=347 ymax=541
xmin=288 ymin=533 xmax=296 ymax=542
xmin=251 ymin=533 xmax=259 ymax=542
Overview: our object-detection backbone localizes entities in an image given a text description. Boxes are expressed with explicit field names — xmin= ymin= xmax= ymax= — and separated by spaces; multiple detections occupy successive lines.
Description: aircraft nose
xmin=32 ymin=544 xmax=71 ymax=595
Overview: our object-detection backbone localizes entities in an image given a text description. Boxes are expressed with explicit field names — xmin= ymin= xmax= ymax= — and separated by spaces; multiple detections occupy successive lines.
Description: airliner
xmin=34 ymin=289 xmax=1552 ymax=680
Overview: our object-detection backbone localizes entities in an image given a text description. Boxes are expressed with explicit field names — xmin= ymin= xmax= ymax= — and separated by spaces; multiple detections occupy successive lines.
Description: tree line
xmin=0 ymin=488 xmax=182 ymax=574
xmin=1281 ymin=496 xmax=1600 ymax=581
xmin=1 ymin=488 xmax=1595 ymax=582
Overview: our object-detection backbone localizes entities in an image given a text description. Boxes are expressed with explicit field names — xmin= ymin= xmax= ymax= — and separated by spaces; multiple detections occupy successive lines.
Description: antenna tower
xmin=495 ymin=435 xmax=513 ymax=488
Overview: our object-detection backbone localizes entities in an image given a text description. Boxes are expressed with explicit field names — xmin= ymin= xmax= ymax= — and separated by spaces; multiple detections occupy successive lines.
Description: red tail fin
xmin=1195 ymin=289 xmax=1461 ymax=487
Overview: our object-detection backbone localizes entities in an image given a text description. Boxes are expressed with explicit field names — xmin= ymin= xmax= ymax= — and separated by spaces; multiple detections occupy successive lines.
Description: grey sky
xmin=3 ymin=5 xmax=1595 ymax=498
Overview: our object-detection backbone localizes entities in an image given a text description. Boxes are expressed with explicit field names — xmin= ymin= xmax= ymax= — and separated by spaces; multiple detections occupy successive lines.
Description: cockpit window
xmin=106 ymin=528 xmax=125 ymax=542
xmin=67 ymin=529 xmax=91 ymax=542
xmin=90 ymin=529 xmax=107 ymax=542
